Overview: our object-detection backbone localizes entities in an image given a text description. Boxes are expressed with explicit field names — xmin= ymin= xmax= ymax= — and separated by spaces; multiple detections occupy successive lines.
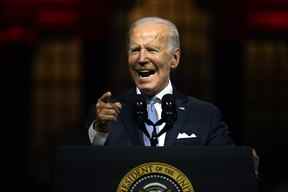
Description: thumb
xmin=99 ymin=91 xmax=112 ymax=103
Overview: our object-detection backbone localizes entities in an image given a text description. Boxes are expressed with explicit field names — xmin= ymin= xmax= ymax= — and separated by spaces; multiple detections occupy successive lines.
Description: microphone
xmin=135 ymin=94 xmax=147 ymax=123
xmin=161 ymin=94 xmax=177 ymax=125
xmin=156 ymin=94 xmax=177 ymax=137
xmin=135 ymin=94 xmax=151 ymax=139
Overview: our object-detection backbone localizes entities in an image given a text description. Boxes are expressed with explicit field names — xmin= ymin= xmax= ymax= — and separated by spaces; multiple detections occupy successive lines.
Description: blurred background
xmin=1 ymin=0 xmax=287 ymax=191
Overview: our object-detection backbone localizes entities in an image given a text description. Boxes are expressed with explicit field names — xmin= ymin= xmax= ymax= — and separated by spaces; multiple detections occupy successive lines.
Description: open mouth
xmin=137 ymin=69 xmax=156 ymax=78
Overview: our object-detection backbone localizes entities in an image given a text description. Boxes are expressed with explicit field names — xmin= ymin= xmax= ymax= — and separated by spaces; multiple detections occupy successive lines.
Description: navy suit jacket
xmin=87 ymin=89 xmax=234 ymax=146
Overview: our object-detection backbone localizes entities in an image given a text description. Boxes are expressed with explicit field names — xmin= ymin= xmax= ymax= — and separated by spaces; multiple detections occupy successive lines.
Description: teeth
xmin=137 ymin=70 xmax=155 ymax=77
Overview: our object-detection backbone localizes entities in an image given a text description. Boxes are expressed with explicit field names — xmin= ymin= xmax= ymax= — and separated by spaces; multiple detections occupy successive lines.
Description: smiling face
xmin=128 ymin=22 xmax=180 ymax=96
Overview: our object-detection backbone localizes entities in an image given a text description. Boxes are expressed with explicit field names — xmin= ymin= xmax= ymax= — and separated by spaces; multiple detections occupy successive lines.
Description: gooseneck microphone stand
xmin=135 ymin=94 xmax=177 ymax=146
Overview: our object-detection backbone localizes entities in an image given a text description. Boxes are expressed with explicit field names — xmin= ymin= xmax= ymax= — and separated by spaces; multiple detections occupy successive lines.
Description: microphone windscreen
xmin=161 ymin=94 xmax=177 ymax=123
xmin=135 ymin=94 xmax=147 ymax=123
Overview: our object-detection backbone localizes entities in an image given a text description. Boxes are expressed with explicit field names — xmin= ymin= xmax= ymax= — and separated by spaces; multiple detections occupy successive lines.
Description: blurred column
xmin=197 ymin=0 xmax=247 ymax=144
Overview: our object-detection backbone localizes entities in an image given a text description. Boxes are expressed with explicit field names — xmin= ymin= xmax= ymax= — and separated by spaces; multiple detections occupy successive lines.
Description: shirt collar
xmin=136 ymin=80 xmax=173 ymax=102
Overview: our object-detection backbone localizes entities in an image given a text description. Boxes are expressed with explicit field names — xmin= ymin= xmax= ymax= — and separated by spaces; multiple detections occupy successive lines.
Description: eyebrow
xmin=128 ymin=44 xmax=161 ymax=52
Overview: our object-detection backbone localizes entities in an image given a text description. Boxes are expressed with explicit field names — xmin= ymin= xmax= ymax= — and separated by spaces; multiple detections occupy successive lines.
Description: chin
xmin=138 ymin=86 xmax=157 ymax=96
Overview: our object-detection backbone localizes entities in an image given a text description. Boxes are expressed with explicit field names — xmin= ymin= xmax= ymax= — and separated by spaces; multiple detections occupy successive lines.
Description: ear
xmin=170 ymin=48 xmax=181 ymax=69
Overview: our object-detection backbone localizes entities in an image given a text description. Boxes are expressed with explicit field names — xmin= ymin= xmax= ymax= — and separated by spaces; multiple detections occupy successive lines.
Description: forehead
xmin=130 ymin=23 xmax=170 ymax=45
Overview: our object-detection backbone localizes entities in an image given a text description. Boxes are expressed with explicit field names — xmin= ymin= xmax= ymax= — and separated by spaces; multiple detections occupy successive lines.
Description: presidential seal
xmin=117 ymin=162 xmax=195 ymax=192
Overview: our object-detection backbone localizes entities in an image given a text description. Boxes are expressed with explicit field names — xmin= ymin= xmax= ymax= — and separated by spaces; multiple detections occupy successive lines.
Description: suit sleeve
xmin=206 ymin=106 xmax=234 ymax=145
xmin=85 ymin=104 xmax=109 ymax=145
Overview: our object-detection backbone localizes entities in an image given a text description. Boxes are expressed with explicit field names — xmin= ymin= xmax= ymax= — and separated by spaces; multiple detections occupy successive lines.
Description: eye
xmin=129 ymin=47 xmax=140 ymax=53
xmin=147 ymin=47 xmax=159 ymax=53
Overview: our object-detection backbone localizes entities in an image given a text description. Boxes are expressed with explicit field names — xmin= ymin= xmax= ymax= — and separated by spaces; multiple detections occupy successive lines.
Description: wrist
xmin=93 ymin=120 xmax=109 ymax=133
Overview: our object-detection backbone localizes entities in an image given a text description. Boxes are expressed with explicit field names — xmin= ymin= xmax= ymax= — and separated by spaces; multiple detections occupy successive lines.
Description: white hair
xmin=128 ymin=16 xmax=180 ymax=51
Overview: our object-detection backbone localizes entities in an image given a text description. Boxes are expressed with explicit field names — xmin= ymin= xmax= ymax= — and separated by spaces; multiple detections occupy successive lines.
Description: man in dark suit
xmin=87 ymin=16 xmax=234 ymax=146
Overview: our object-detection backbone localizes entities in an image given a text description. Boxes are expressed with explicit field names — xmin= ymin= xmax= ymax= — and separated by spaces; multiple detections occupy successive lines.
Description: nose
xmin=137 ymin=49 xmax=148 ymax=65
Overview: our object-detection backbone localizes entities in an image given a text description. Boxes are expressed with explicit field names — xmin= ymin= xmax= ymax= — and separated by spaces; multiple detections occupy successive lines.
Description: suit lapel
xmin=164 ymin=92 xmax=188 ymax=146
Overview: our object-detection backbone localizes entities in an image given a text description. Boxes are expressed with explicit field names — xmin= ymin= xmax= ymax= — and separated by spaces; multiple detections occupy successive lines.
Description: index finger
xmin=98 ymin=91 xmax=112 ymax=103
